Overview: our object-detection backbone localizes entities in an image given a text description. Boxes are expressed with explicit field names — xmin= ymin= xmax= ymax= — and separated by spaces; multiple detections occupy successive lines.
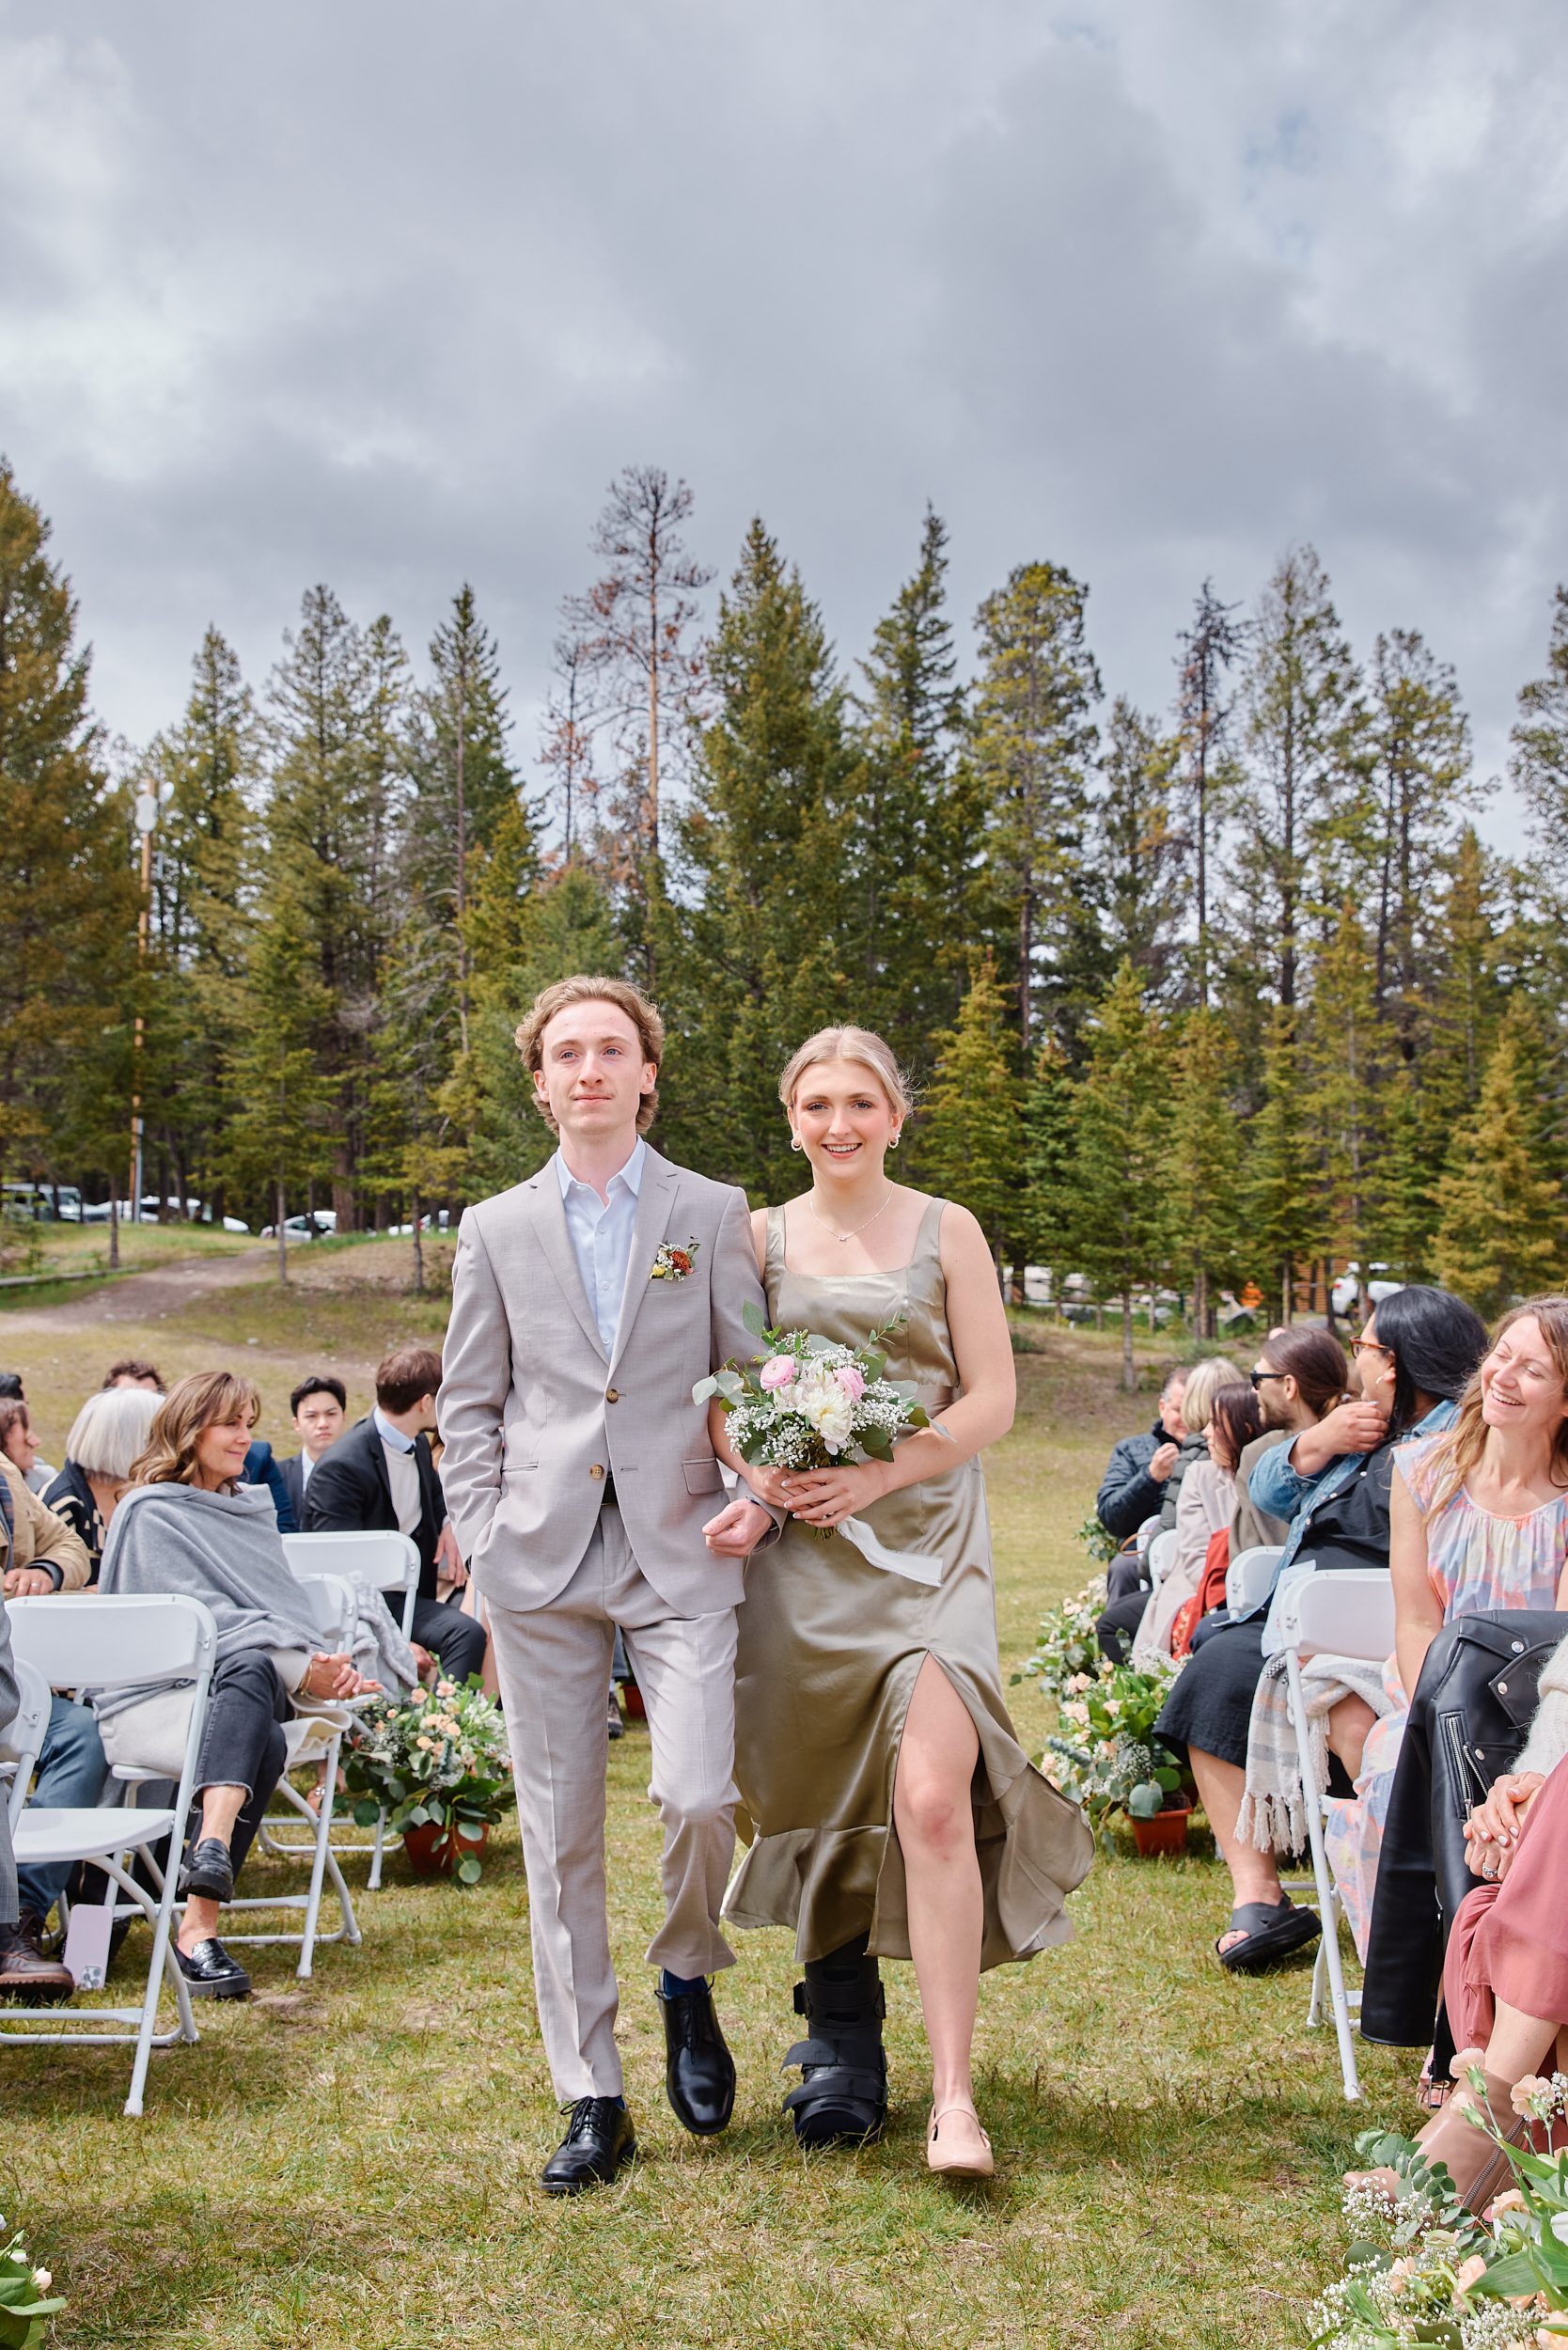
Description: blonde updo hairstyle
xmin=1178 ymin=1356 xmax=1251 ymax=1434
xmin=777 ymin=1026 xmax=915 ymax=1138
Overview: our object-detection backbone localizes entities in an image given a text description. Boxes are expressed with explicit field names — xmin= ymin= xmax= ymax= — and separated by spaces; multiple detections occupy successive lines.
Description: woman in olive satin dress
xmin=711 ymin=1026 xmax=1093 ymax=2176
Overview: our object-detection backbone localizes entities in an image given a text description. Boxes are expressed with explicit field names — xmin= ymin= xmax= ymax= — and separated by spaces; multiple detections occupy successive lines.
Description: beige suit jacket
xmin=439 ymin=1147 xmax=773 ymax=1615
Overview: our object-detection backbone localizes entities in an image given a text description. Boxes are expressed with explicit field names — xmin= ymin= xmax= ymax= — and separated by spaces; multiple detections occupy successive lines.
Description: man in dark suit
xmin=304 ymin=1344 xmax=487 ymax=1684
xmin=277 ymin=1374 xmax=348 ymax=1529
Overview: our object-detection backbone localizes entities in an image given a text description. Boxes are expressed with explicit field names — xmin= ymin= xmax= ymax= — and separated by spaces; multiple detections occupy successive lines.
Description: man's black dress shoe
xmin=171 ymin=1937 xmax=251 ymax=1999
xmin=541 ymin=2097 xmax=636 ymax=2194
xmin=180 ymin=1837 xmax=235 ymax=1904
xmin=658 ymin=1980 xmax=736 ymax=2136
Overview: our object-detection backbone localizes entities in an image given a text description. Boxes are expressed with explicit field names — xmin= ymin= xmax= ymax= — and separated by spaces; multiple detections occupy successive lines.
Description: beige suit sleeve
xmin=2 ymin=1461 xmax=90 ymax=1590
xmin=436 ymin=1210 xmax=512 ymax=1560
xmin=707 ymin=1184 xmax=785 ymax=1543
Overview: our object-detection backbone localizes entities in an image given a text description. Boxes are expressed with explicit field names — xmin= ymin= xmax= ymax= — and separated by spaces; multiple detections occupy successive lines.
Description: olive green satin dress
xmin=726 ymin=1198 xmax=1094 ymax=1967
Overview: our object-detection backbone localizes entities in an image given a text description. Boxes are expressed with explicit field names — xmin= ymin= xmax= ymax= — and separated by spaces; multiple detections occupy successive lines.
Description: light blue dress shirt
xmin=555 ymin=1136 xmax=646 ymax=1355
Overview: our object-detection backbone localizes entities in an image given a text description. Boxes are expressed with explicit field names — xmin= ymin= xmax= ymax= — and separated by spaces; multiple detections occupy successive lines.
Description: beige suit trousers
xmin=487 ymin=1503 xmax=739 ymax=2102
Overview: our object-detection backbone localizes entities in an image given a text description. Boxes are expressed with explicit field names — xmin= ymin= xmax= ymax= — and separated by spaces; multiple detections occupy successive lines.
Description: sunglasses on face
xmin=1249 ymin=1370 xmax=1286 ymax=1388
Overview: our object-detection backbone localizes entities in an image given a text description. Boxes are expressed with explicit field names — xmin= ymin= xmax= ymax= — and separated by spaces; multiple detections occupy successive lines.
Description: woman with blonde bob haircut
xmin=92 ymin=1370 xmax=381 ymax=2001
xmin=713 ymin=1023 xmax=1093 ymax=2176
xmin=41 ymin=1385 xmax=162 ymax=1582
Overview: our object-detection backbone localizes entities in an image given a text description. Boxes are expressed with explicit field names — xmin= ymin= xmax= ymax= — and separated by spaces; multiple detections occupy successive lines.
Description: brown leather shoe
xmin=0 ymin=1919 xmax=74 ymax=2003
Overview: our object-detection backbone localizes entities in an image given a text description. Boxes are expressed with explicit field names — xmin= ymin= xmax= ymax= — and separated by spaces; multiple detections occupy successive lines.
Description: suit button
xmin=605 ymin=1388 xmax=619 ymax=1403
xmin=589 ymin=1464 xmax=604 ymax=1481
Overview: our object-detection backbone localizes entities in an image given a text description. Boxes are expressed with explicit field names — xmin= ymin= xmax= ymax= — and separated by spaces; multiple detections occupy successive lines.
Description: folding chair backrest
xmin=282 ymin=1532 xmax=419 ymax=1637
xmin=1278 ymin=1567 xmax=1395 ymax=1664
xmin=1136 ymin=1515 xmax=1163 ymax=1553
xmin=1147 ymin=1529 xmax=1178 ymax=1587
xmin=293 ymin=1573 xmax=357 ymax=1650
xmin=0 ymin=1656 xmax=51 ymax=1829
xmin=7 ymin=1592 xmax=218 ymax=1688
xmin=1227 ymin=1544 xmax=1283 ymax=1619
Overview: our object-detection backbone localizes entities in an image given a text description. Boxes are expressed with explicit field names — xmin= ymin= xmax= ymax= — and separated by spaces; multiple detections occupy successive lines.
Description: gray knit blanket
xmin=92 ymin=1481 xmax=416 ymax=1716
xmin=1235 ymin=1650 xmax=1396 ymax=1854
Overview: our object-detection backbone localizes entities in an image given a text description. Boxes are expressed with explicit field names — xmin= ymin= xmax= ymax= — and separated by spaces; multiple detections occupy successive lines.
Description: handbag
xmin=1170 ymin=1528 xmax=1231 ymax=1660
xmin=1360 ymin=1608 xmax=1568 ymax=2050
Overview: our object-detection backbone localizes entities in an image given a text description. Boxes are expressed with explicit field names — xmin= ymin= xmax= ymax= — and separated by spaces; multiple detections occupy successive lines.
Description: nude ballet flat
xmin=926 ymin=2104 xmax=994 ymax=2178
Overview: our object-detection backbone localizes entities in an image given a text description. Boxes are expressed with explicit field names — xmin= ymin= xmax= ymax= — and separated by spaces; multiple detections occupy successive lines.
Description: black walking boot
xmin=781 ymin=1933 xmax=887 ymax=2145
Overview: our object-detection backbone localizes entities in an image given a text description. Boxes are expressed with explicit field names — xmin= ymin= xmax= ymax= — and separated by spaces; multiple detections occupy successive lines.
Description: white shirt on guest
xmin=554 ymin=1136 xmax=646 ymax=1355
xmin=372 ymin=1404 xmax=423 ymax=1540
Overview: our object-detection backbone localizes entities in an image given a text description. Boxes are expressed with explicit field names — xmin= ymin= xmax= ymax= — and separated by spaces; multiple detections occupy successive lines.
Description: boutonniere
xmin=650 ymin=1236 xmax=700 ymax=1283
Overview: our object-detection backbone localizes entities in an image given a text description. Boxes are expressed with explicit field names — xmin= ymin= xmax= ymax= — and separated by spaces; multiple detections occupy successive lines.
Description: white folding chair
xmin=1226 ymin=1544 xmax=1284 ymax=1621
xmin=281 ymin=1529 xmax=419 ymax=1637
xmin=0 ymin=1657 xmax=52 ymax=1835
xmin=0 ymin=1593 xmax=217 ymax=2117
xmin=215 ymin=1572 xmax=363 ymax=1979
xmin=1146 ymin=1529 xmax=1179 ymax=1587
xmin=279 ymin=1530 xmax=420 ymax=1889
xmin=1272 ymin=1567 xmax=1398 ymax=2103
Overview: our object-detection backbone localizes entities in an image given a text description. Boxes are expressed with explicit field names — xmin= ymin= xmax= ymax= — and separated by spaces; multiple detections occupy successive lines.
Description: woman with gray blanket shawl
xmin=94 ymin=1371 xmax=387 ymax=2001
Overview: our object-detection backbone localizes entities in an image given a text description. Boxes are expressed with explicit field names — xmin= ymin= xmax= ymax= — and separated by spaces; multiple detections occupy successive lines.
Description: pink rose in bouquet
xmin=834 ymin=1365 xmax=866 ymax=1400
xmin=760 ymin=1355 xmax=797 ymax=1392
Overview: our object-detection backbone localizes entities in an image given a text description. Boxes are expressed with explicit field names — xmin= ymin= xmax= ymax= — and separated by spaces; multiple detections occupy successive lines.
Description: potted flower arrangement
xmin=1317 ymin=2060 xmax=1568 ymax=2345
xmin=1014 ymin=1576 xmax=1194 ymax=1852
xmin=0 ymin=2214 xmax=62 ymax=2349
xmin=344 ymin=1677 xmax=514 ymax=1887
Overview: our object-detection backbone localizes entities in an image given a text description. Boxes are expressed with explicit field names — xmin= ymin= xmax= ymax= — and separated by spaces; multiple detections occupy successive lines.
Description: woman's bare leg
xmin=1188 ymin=1747 xmax=1284 ymax=1953
xmin=893 ymin=1656 xmax=983 ymax=2131
xmin=1325 ymin=1695 xmax=1377 ymax=1779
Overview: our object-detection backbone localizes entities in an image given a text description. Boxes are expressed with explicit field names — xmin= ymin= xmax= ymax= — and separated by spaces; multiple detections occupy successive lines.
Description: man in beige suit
xmin=438 ymin=974 xmax=775 ymax=2193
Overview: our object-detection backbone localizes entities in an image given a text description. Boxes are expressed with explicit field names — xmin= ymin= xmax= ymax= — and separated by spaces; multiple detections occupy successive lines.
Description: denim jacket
xmin=1251 ymin=1397 xmax=1457 ymax=1653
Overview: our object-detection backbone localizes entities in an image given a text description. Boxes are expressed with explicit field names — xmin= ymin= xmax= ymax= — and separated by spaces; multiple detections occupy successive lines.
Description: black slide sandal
xmin=1215 ymin=1898 xmax=1321 ymax=1972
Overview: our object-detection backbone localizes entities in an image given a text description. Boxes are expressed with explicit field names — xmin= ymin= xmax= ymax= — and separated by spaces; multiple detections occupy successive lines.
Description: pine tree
xmin=133 ymin=628 xmax=258 ymax=1219
xmin=1511 ymin=584 xmax=1568 ymax=895
xmin=1368 ymin=628 xmax=1470 ymax=1058
xmin=1372 ymin=1063 xmax=1437 ymax=1284
xmin=844 ymin=507 xmax=976 ymax=1063
xmin=1164 ymin=1007 xmax=1243 ymax=1337
xmin=1231 ymin=547 xmax=1366 ymax=1013
xmin=1065 ymin=961 xmax=1171 ymax=1389
xmin=1175 ymin=579 xmax=1247 ymax=1003
xmin=366 ymin=912 xmax=469 ymax=1290
xmin=223 ymin=884 xmax=335 ymax=1277
xmin=1088 ymin=697 xmax=1186 ymax=1001
xmin=1300 ymin=900 xmax=1383 ymax=1310
xmin=1245 ymin=1009 xmax=1324 ymax=1324
xmin=1434 ymin=1008 xmax=1562 ymax=1313
xmin=972 ymin=561 xmax=1101 ymax=1053
xmin=1021 ymin=1036 xmax=1077 ymax=1312
xmin=918 ymin=953 xmax=1022 ymax=1273
xmin=264 ymin=588 xmax=409 ymax=1228
xmin=661 ymin=520 xmax=851 ymax=1199
xmin=0 ymin=460 xmax=140 ymax=1193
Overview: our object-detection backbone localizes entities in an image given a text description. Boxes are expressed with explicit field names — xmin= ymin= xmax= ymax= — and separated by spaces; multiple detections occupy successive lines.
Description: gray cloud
xmin=1 ymin=0 xmax=1561 ymax=838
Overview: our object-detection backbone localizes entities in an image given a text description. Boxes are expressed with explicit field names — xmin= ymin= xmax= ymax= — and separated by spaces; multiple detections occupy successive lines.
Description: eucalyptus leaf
xmin=742 ymin=1298 xmax=767 ymax=1337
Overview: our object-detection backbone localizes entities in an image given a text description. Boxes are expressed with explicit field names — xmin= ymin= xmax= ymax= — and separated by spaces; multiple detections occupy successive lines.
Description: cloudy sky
xmin=1 ymin=1 xmax=1560 ymax=840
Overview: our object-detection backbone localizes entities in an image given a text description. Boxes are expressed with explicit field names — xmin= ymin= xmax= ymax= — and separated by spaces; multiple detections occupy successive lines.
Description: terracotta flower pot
xmin=1130 ymin=1796 xmax=1192 ymax=1857
xmin=400 ymin=1819 xmax=491 ymax=1877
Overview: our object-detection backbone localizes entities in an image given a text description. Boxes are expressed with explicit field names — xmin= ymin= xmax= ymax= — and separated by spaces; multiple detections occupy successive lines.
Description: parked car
xmin=259 ymin=1212 xmax=337 ymax=1243
xmin=1 ymin=1183 xmax=82 ymax=1222
xmin=1331 ymin=1269 xmax=1403 ymax=1318
xmin=79 ymin=1194 xmax=249 ymax=1232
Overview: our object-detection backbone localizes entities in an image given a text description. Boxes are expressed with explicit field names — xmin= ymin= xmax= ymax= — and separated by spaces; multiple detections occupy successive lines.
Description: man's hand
xmin=3 ymin=1567 xmax=53 ymax=1598
xmin=1148 ymin=1442 xmax=1180 ymax=1482
xmin=411 ymin=1642 xmax=437 ymax=1686
xmin=703 ymin=1498 xmax=773 ymax=1558
xmin=434 ymin=1522 xmax=468 ymax=1587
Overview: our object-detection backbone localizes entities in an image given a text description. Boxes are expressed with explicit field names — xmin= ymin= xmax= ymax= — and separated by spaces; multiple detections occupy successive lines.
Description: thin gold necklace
xmin=807 ymin=1186 xmax=895 ymax=1245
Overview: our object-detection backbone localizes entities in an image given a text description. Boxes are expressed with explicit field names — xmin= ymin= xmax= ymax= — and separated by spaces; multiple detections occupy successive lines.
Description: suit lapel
xmin=608 ymin=1152 xmax=680 ymax=1378
xmin=526 ymin=1169 xmax=608 ymax=1361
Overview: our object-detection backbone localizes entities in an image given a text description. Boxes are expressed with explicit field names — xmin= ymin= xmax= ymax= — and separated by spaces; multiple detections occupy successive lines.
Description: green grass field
xmin=0 ymin=1269 xmax=1403 ymax=2347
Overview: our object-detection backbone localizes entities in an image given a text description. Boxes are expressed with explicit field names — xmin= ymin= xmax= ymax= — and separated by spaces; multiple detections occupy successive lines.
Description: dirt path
xmin=0 ymin=1248 xmax=277 ymax=1334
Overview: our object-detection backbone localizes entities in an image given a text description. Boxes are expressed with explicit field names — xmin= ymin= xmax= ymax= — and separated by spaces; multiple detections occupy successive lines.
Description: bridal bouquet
xmin=694 ymin=1301 xmax=936 ymax=1482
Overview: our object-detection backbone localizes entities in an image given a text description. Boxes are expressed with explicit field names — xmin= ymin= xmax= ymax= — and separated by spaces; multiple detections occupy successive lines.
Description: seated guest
xmin=277 ymin=1375 xmax=347 ymax=1528
xmin=305 ymin=1345 xmax=487 ymax=1686
xmin=93 ymin=1370 xmax=379 ymax=1999
xmin=1126 ymin=1359 xmax=1252 ymax=1667
xmin=0 ymin=1391 xmax=56 ymax=1497
xmin=0 ymin=1593 xmax=74 ymax=1999
xmin=0 ymin=1406 xmax=91 ymax=1598
xmin=1349 ymin=1626 xmax=1568 ymax=2211
xmin=1230 ymin=1328 xmax=1351 ymax=1564
xmin=102 ymin=1359 xmax=164 ymax=1392
xmin=241 ymin=1426 xmax=296 ymax=1532
xmin=41 ymin=1386 xmax=161 ymax=1583
xmin=1096 ymin=1368 xmax=1191 ymax=1543
xmin=1154 ymin=1291 xmax=1484 ymax=1972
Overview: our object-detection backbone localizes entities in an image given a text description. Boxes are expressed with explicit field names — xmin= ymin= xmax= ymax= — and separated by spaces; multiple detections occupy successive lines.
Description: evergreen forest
xmin=1 ymin=455 xmax=1561 ymax=1360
